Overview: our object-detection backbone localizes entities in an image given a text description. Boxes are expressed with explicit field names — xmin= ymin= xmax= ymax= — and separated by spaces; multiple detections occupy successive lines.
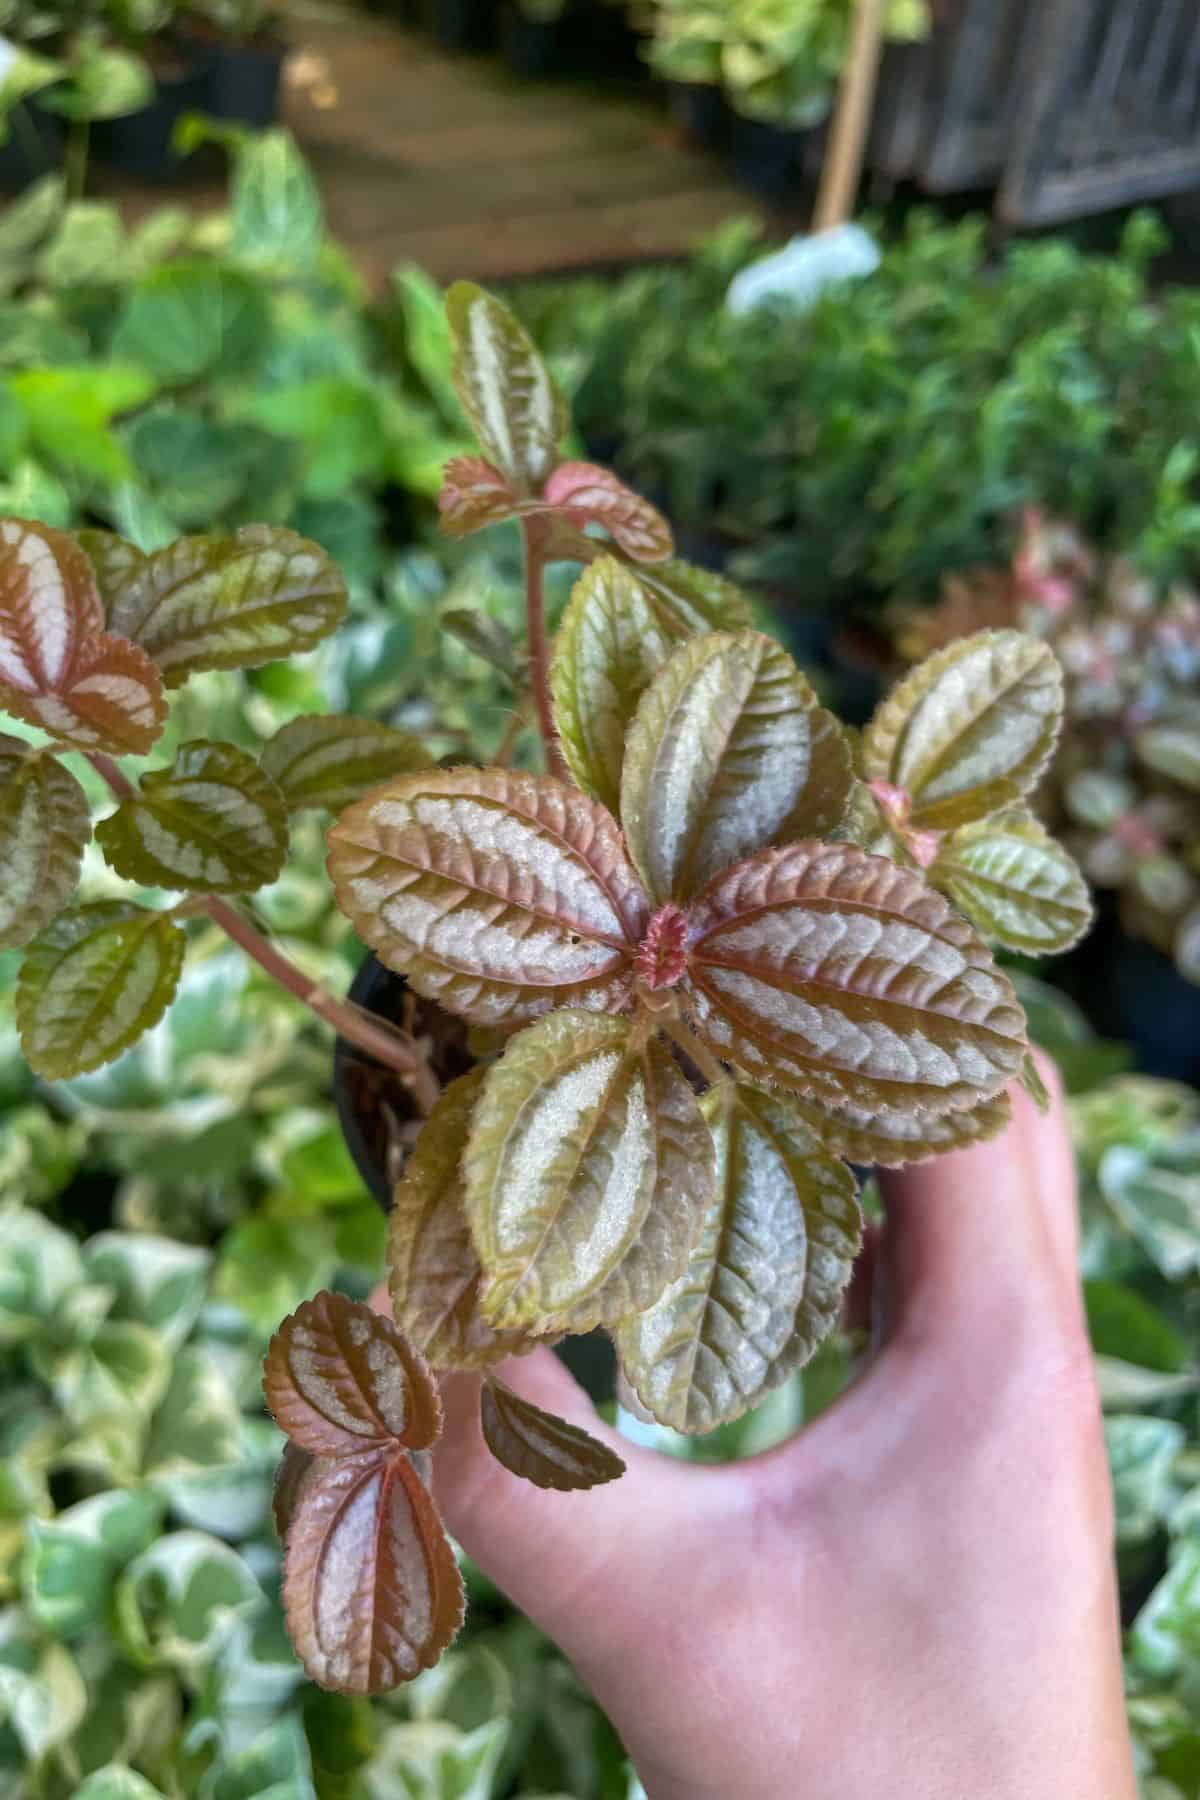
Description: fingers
xmin=875 ymin=1050 xmax=1085 ymax=1362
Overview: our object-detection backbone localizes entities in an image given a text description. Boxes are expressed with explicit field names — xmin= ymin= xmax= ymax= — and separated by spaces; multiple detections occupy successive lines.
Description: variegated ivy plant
xmin=0 ymin=283 xmax=1093 ymax=1702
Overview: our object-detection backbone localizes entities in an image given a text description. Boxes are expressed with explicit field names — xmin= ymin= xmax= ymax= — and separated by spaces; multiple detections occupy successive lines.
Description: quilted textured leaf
xmin=464 ymin=1011 xmax=713 ymax=1334
xmin=633 ymin=558 xmax=753 ymax=636
xmin=445 ymin=282 xmax=566 ymax=492
xmin=96 ymin=740 xmax=289 ymax=893
xmin=616 ymin=1085 xmax=861 ymax=1433
xmin=0 ymin=630 xmax=167 ymax=756
xmin=437 ymin=456 xmax=521 ymax=539
xmin=97 ymin=525 xmax=347 ymax=687
xmin=282 ymin=1448 xmax=463 ymax=1694
xmin=786 ymin=1089 xmax=1013 ymax=1167
xmin=622 ymin=631 xmax=848 ymax=905
xmin=932 ymin=811 xmax=1092 ymax=955
xmin=16 ymin=901 xmax=185 ymax=1080
xmin=0 ymin=738 xmax=90 ymax=950
xmin=0 ymin=518 xmax=103 ymax=696
xmin=861 ymin=630 xmax=1063 ymax=830
xmin=480 ymin=1378 xmax=626 ymax=1490
xmin=543 ymin=463 xmax=672 ymax=563
xmin=388 ymin=1070 xmax=535 ymax=1370
xmin=327 ymin=767 xmax=650 ymax=1025
xmin=260 ymin=715 xmax=432 ymax=815
xmin=264 ymin=1291 xmax=442 ymax=1456
xmin=272 ymin=1441 xmax=325 ymax=1541
xmin=684 ymin=841 xmax=1027 ymax=1112
xmin=550 ymin=557 xmax=673 ymax=814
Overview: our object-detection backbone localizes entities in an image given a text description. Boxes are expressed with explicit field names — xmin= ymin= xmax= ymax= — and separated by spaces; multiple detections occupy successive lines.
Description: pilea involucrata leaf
xmin=95 ymin=740 xmax=289 ymax=893
xmin=542 ymin=463 xmax=673 ymax=563
xmin=550 ymin=556 xmax=673 ymax=815
xmin=616 ymin=1084 xmax=861 ymax=1433
xmin=684 ymin=841 xmax=1027 ymax=1113
xmin=264 ymin=1291 xmax=442 ymax=1456
xmin=445 ymin=282 xmax=566 ymax=493
xmin=282 ymin=1448 xmax=463 ymax=1695
xmin=0 ymin=519 xmax=166 ymax=755
xmin=0 ymin=737 xmax=90 ymax=949
xmin=87 ymin=525 xmax=347 ymax=687
xmin=437 ymin=456 xmax=521 ymax=538
xmin=260 ymin=715 xmax=431 ymax=815
xmin=621 ymin=631 xmax=852 ymax=905
xmin=388 ymin=1071 xmax=535 ymax=1370
xmin=16 ymin=901 xmax=186 ymax=1079
xmin=860 ymin=629 xmax=1063 ymax=830
xmin=464 ymin=1010 xmax=714 ymax=1334
xmin=932 ymin=810 xmax=1092 ymax=955
xmin=786 ymin=1090 xmax=1013 ymax=1167
xmin=327 ymin=767 xmax=649 ymax=1025
xmin=634 ymin=557 xmax=753 ymax=636
xmin=480 ymin=1379 xmax=626 ymax=1490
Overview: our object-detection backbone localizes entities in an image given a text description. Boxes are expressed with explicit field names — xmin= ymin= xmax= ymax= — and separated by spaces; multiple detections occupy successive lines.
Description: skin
xmin=383 ymin=1054 xmax=1138 ymax=1800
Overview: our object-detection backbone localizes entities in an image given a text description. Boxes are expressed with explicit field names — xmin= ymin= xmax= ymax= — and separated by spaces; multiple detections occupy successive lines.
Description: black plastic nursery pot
xmin=730 ymin=113 xmax=812 ymax=203
xmin=499 ymin=3 xmax=563 ymax=78
xmin=93 ymin=56 xmax=213 ymax=180
xmin=416 ymin=0 xmax=496 ymax=53
xmin=0 ymin=104 xmax=65 ymax=189
xmin=201 ymin=37 xmax=286 ymax=127
xmin=665 ymin=79 xmax=728 ymax=151
xmin=333 ymin=951 xmax=618 ymax=1403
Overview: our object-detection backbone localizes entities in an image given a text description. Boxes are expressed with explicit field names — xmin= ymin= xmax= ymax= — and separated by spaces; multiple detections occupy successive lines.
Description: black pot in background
xmin=730 ymin=113 xmax=810 ymax=202
xmin=93 ymin=56 xmax=213 ymax=180
xmin=418 ymin=0 xmax=496 ymax=51
xmin=665 ymin=80 xmax=727 ymax=151
xmin=333 ymin=952 xmax=617 ymax=1404
xmin=499 ymin=3 xmax=563 ymax=77
xmin=0 ymin=103 xmax=65 ymax=189
xmin=1108 ymin=934 xmax=1200 ymax=1084
xmin=201 ymin=38 xmax=286 ymax=127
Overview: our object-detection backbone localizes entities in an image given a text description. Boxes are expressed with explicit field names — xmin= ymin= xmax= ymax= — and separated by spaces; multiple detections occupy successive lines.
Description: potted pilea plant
xmin=181 ymin=0 xmax=287 ymax=129
xmin=0 ymin=284 xmax=1095 ymax=1698
xmin=643 ymin=0 xmax=729 ymax=149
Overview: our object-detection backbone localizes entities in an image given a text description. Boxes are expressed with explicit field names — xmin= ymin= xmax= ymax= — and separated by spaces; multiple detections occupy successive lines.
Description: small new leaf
xmin=684 ymin=841 xmax=1027 ymax=1113
xmin=550 ymin=556 xmax=673 ymax=813
xmin=282 ymin=1448 xmax=463 ymax=1694
xmin=542 ymin=464 xmax=673 ymax=563
xmin=437 ymin=457 xmax=520 ymax=539
xmin=621 ymin=631 xmax=851 ymax=905
xmin=861 ymin=630 xmax=1063 ymax=830
xmin=264 ymin=1291 xmax=442 ymax=1456
xmin=0 ymin=738 xmax=90 ymax=949
xmin=786 ymin=1090 xmax=1013 ymax=1167
xmin=465 ymin=1011 xmax=713 ymax=1334
xmin=480 ymin=1378 xmax=626 ymax=1490
xmin=96 ymin=740 xmax=289 ymax=893
xmin=388 ymin=1071 xmax=535 ymax=1369
xmin=16 ymin=901 xmax=185 ymax=1079
xmin=932 ymin=810 xmax=1092 ymax=955
xmin=616 ymin=1085 xmax=861 ymax=1433
xmin=445 ymin=282 xmax=566 ymax=492
xmin=95 ymin=525 xmax=347 ymax=687
xmin=260 ymin=715 xmax=432 ymax=815
xmin=328 ymin=766 xmax=649 ymax=1025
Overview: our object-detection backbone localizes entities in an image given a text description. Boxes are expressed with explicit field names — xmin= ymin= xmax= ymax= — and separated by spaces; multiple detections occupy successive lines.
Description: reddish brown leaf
xmin=282 ymin=1448 xmax=463 ymax=1694
xmin=480 ymin=1379 xmax=626 ymax=1491
xmin=272 ymin=1441 xmax=325 ymax=1541
xmin=437 ymin=456 xmax=521 ymax=539
xmin=264 ymin=1292 xmax=442 ymax=1457
xmin=543 ymin=463 xmax=673 ymax=563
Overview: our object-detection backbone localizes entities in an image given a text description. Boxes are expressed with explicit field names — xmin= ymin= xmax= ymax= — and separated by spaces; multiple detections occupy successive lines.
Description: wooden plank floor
xmin=108 ymin=0 xmax=771 ymax=285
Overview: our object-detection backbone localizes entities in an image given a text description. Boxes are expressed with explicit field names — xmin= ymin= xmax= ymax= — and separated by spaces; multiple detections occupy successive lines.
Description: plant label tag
xmin=726 ymin=224 xmax=881 ymax=316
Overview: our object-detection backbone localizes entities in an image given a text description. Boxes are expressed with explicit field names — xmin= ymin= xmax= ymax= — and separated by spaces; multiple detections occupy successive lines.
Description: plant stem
xmin=662 ymin=1015 xmax=729 ymax=1093
xmin=493 ymin=696 xmax=531 ymax=769
xmin=64 ymin=120 xmax=90 ymax=202
xmin=84 ymin=750 xmax=439 ymax=1114
xmin=520 ymin=516 xmax=568 ymax=779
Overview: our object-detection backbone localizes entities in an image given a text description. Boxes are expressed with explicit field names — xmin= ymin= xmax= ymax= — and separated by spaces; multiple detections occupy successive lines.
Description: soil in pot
xmin=665 ymin=79 xmax=727 ymax=151
xmin=0 ymin=103 xmax=65 ymax=189
xmin=93 ymin=46 xmax=213 ymax=180
xmin=333 ymin=953 xmax=618 ymax=1403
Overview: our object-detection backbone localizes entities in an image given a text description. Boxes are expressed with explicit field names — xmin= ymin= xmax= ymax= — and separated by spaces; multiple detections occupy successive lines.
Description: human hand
xmin=406 ymin=1058 xmax=1137 ymax=1800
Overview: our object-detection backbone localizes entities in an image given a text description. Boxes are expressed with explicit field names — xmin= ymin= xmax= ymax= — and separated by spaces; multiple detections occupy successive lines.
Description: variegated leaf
xmin=683 ymin=841 xmax=1027 ymax=1113
xmin=464 ymin=1010 xmax=713 ymax=1334
xmin=543 ymin=463 xmax=672 ymax=563
xmin=480 ymin=1378 xmax=625 ymax=1489
xmin=787 ymin=1089 xmax=1013 ymax=1167
xmin=328 ymin=767 xmax=650 ymax=1025
xmin=17 ymin=901 xmax=185 ymax=1080
xmin=861 ymin=630 xmax=1063 ymax=830
xmin=260 ymin=715 xmax=432 ymax=815
xmin=437 ymin=456 xmax=520 ymax=539
xmin=272 ymin=1441 xmax=323 ymax=1541
xmin=933 ymin=811 xmax=1092 ymax=955
xmin=388 ymin=1070 xmax=534 ymax=1370
xmin=550 ymin=557 xmax=673 ymax=814
xmin=615 ymin=1084 xmax=861 ymax=1433
xmin=445 ymin=282 xmax=566 ymax=492
xmin=0 ymin=631 xmax=167 ymax=757
xmin=96 ymin=525 xmax=347 ymax=687
xmin=264 ymin=1291 xmax=442 ymax=1456
xmin=633 ymin=557 xmax=753 ymax=636
xmin=0 ymin=737 xmax=90 ymax=949
xmin=95 ymin=740 xmax=288 ymax=893
xmin=282 ymin=1447 xmax=463 ymax=1694
xmin=621 ymin=631 xmax=851 ymax=905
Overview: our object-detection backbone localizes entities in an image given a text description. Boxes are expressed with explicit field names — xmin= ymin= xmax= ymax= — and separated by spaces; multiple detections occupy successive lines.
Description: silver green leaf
xmin=932 ymin=810 xmax=1092 ymax=955
xmin=786 ymin=1089 xmax=1013 ymax=1167
xmin=633 ymin=557 xmax=753 ymax=635
xmin=260 ymin=714 xmax=432 ymax=815
xmin=0 ymin=736 xmax=90 ymax=949
xmin=444 ymin=282 xmax=567 ymax=493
